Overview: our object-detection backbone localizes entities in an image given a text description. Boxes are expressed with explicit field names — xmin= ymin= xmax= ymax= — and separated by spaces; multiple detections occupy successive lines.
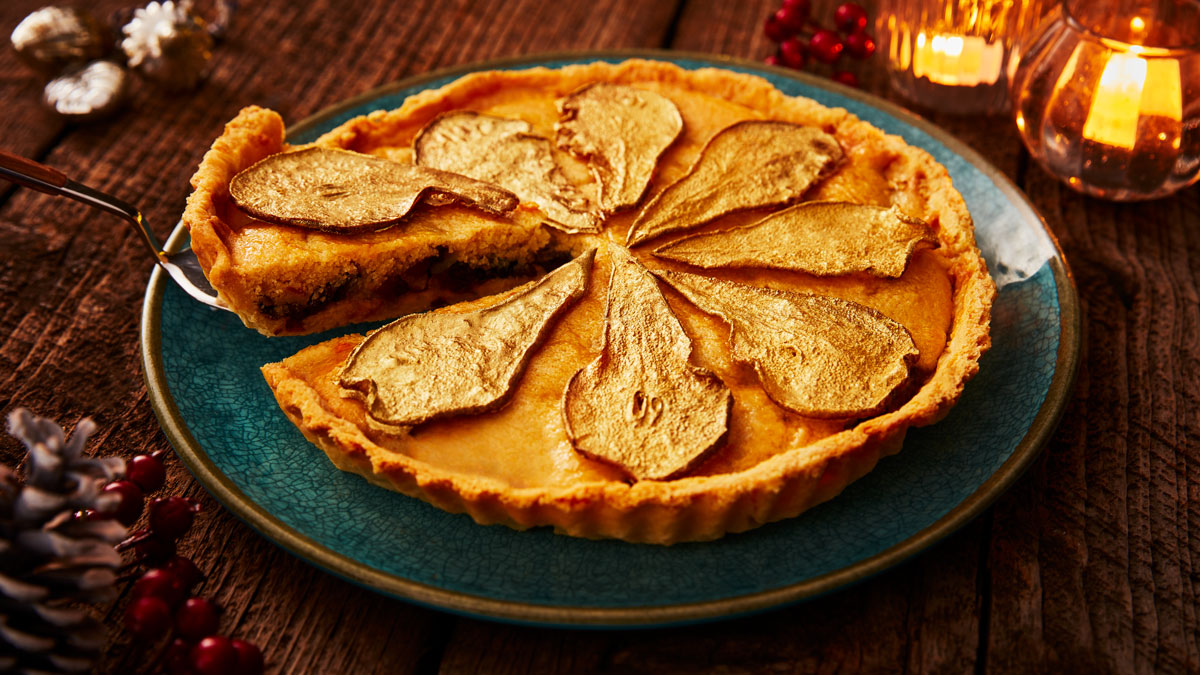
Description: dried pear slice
xmin=414 ymin=111 xmax=601 ymax=234
xmin=555 ymin=83 xmax=683 ymax=213
xmin=339 ymin=249 xmax=595 ymax=428
xmin=656 ymin=270 xmax=918 ymax=419
xmin=229 ymin=146 xmax=518 ymax=233
xmin=654 ymin=202 xmax=935 ymax=277
xmin=563 ymin=248 xmax=731 ymax=481
xmin=626 ymin=121 xmax=843 ymax=246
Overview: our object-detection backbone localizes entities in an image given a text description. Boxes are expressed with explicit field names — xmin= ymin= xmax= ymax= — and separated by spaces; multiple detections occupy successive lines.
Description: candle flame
xmin=911 ymin=31 xmax=1004 ymax=86
xmin=1081 ymin=53 xmax=1182 ymax=150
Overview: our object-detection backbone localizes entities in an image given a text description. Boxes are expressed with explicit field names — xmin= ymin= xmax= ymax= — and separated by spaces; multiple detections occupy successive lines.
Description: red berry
xmin=231 ymin=639 xmax=264 ymax=675
xmin=845 ymin=30 xmax=876 ymax=59
xmin=764 ymin=18 xmax=789 ymax=42
xmin=166 ymin=637 xmax=195 ymax=675
xmin=780 ymin=38 xmax=807 ymax=69
xmin=764 ymin=53 xmax=781 ymax=66
xmin=834 ymin=2 xmax=869 ymax=33
xmin=124 ymin=595 xmax=171 ymax=640
xmin=809 ymin=29 xmax=844 ymax=63
xmin=832 ymin=70 xmax=860 ymax=87
xmin=191 ymin=636 xmax=238 ymax=675
xmin=773 ymin=6 xmax=807 ymax=33
xmin=176 ymin=597 xmax=221 ymax=640
xmin=128 ymin=454 xmax=166 ymax=493
xmin=102 ymin=480 xmax=144 ymax=525
xmin=134 ymin=533 xmax=177 ymax=565
xmin=132 ymin=568 xmax=187 ymax=607
xmin=149 ymin=497 xmax=201 ymax=539
xmin=782 ymin=0 xmax=810 ymax=13
xmin=163 ymin=555 xmax=205 ymax=590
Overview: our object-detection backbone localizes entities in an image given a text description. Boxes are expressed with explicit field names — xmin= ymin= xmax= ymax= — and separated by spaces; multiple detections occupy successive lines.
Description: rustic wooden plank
xmin=982 ymin=161 xmax=1200 ymax=674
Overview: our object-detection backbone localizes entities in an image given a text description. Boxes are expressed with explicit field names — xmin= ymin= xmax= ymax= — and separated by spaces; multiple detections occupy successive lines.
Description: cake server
xmin=0 ymin=149 xmax=227 ymax=311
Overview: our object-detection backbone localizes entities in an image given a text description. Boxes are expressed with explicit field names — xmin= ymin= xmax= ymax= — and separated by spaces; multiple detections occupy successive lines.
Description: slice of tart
xmin=247 ymin=60 xmax=994 ymax=543
xmin=184 ymin=107 xmax=581 ymax=336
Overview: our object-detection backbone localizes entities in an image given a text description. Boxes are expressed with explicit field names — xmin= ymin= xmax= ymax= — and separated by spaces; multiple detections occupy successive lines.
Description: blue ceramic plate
xmin=141 ymin=51 xmax=1079 ymax=627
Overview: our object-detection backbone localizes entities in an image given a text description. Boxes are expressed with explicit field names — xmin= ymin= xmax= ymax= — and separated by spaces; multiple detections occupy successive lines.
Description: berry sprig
xmin=102 ymin=451 xmax=264 ymax=675
xmin=763 ymin=0 xmax=877 ymax=87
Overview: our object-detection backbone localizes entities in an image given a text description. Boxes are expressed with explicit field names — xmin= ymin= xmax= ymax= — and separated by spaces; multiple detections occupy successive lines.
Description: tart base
xmin=251 ymin=59 xmax=994 ymax=543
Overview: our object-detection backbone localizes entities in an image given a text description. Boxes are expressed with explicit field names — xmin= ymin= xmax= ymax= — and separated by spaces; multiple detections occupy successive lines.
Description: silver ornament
xmin=121 ymin=1 xmax=213 ymax=91
xmin=11 ymin=6 xmax=109 ymax=76
xmin=43 ymin=61 xmax=130 ymax=121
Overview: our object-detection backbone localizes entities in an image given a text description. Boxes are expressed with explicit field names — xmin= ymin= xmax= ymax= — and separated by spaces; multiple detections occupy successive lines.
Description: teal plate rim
xmin=140 ymin=49 xmax=1081 ymax=627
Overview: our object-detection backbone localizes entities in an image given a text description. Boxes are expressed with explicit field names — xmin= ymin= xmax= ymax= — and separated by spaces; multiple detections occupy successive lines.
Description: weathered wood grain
xmin=2 ymin=0 xmax=1199 ymax=672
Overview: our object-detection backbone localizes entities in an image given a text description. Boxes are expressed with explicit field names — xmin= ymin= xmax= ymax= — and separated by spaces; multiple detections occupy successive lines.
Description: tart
xmin=212 ymin=59 xmax=995 ymax=543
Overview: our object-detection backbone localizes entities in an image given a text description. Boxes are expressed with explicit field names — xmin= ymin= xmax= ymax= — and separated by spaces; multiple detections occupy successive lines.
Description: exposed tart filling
xmin=236 ymin=60 xmax=995 ymax=543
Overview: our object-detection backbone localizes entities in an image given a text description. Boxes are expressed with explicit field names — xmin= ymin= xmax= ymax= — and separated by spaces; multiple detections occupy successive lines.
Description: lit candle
xmin=1010 ymin=0 xmax=1200 ymax=200
xmin=911 ymin=31 xmax=1006 ymax=87
xmin=1081 ymin=52 xmax=1181 ymax=149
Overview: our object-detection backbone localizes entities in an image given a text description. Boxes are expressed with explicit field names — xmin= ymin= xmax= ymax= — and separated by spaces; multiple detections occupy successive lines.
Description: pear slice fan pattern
xmin=312 ymin=93 xmax=936 ymax=481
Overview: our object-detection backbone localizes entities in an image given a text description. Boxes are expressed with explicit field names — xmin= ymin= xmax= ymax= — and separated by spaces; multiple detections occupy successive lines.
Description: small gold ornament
xmin=626 ymin=121 xmax=843 ymax=246
xmin=120 ymin=0 xmax=213 ymax=91
xmin=654 ymin=201 xmax=934 ymax=277
xmin=43 ymin=61 xmax=130 ymax=121
xmin=415 ymin=112 xmax=601 ymax=234
xmin=556 ymin=83 xmax=683 ymax=213
xmin=10 ymin=7 xmax=110 ymax=76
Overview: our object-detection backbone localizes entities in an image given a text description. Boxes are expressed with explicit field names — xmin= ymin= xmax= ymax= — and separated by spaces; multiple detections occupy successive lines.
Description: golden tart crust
xmin=251 ymin=59 xmax=994 ymax=543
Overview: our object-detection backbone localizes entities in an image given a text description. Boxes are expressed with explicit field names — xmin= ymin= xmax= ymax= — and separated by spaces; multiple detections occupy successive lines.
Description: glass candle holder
xmin=1011 ymin=0 xmax=1200 ymax=200
xmin=877 ymin=0 xmax=1052 ymax=114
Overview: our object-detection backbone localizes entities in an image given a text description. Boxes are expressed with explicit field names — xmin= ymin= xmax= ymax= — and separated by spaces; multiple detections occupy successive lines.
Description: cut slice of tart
xmin=241 ymin=59 xmax=995 ymax=543
xmin=184 ymin=108 xmax=582 ymax=337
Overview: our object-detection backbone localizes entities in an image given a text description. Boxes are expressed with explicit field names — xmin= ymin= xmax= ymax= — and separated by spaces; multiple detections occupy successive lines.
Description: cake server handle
xmin=0 ymin=148 xmax=227 ymax=311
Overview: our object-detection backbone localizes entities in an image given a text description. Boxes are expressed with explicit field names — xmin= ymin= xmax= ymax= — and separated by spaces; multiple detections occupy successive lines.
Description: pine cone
xmin=1 ymin=409 xmax=126 ymax=674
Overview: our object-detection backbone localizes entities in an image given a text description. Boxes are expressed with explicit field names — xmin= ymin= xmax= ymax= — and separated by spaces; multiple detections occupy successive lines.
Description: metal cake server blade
xmin=0 ymin=149 xmax=228 ymax=312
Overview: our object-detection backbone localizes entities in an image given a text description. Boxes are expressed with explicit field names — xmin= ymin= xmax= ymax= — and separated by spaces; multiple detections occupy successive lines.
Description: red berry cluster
xmin=763 ymin=1 xmax=876 ymax=87
xmin=98 ymin=451 xmax=264 ymax=675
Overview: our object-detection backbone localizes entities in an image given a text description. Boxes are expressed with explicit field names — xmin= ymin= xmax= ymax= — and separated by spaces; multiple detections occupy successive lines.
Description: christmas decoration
xmin=0 ymin=407 xmax=265 ymax=672
xmin=105 ymin=449 xmax=264 ymax=674
xmin=120 ymin=1 xmax=214 ymax=91
xmin=10 ymin=7 xmax=110 ymax=76
xmin=43 ymin=60 xmax=130 ymax=121
xmin=0 ymin=408 xmax=127 ymax=674
xmin=9 ymin=0 xmax=237 ymax=121
xmin=762 ymin=1 xmax=876 ymax=87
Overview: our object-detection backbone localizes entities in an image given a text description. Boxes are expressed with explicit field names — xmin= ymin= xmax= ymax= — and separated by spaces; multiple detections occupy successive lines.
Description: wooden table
xmin=2 ymin=1 xmax=1197 ymax=672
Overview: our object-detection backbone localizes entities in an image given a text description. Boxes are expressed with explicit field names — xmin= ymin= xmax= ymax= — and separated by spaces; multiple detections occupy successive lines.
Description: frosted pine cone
xmin=0 ymin=409 xmax=127 ymax=673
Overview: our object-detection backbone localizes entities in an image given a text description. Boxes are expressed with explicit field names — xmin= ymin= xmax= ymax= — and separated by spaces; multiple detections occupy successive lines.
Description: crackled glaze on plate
xmin=141 ymin=51 xmax=1079 ymax=627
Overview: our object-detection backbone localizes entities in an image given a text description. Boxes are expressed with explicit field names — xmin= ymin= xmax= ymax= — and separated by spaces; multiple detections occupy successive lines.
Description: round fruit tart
xmin=184 ymin=59 xmax=995 ymax=543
